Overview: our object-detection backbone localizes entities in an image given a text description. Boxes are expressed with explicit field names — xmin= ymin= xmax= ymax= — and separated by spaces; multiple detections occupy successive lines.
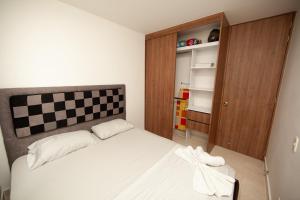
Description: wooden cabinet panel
xmin=145 ymin=33 xmax=177 ymax=139
xmin=187 ymin=111 xmax=210 ymax=124
xmin=208 ymin=15 xmax=230 ymax=152
xmin=187 ymin=120 xmax=209 ymax=133
xmin=217 ymin=13 xmax=294 ymax=159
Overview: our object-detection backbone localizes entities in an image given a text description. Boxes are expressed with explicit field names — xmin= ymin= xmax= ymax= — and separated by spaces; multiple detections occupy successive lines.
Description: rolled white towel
xmin=195 ymin=146 xmax=225 ymax=167
xmin=175 ymin=146 xmax=234 ymax=197
xmin=194 ymin=163 xmax=235 ymax=197
xmin=175 ymin=146 xmax=225 ymax=167
xmin=175 ymin=146 xmax=225 ymax=166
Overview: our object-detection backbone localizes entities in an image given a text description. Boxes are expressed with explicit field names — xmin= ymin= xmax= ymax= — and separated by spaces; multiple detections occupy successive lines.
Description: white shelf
xmin=191 ymin=66 xmax=216 ymax=69
xmin=188 ymin=105 xmax=211 ymax=114
xmin=189 ymin=87 xmax=214 ymax=92
xmin=191 ymin=63 xmax=215 ymax=69
xmin=177 ymin=41 xmax=219 ymax=53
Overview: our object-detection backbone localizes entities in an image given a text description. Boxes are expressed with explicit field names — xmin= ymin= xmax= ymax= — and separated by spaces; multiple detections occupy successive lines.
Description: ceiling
xmin=59 ymin=0 xmax=299 ymax=34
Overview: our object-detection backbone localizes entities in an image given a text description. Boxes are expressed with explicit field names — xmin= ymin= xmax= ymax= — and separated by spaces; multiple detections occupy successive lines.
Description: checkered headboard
xmin=10 ymin=88 xmax=124 ymax=138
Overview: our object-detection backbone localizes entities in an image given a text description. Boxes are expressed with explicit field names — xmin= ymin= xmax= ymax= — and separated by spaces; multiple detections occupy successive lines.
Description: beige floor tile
xmin=211 ymin=146 xmax=268 ymax=200
xmin=172 ymin=129 xmax=208 ymax=150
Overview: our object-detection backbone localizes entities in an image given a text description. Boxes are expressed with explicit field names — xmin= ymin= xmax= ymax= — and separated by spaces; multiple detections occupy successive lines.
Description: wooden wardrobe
xmin=145 ymin=13 xmax=229 ymax=143
xmin=145 ymin=12 xmax=294 ymax=159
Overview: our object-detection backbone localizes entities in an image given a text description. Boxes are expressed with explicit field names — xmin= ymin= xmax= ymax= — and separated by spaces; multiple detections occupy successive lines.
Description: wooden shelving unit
xmin=145 ymin=13 xmax=230 ymax=151
xmin=174 ymin=23 xmax=221 ymax=140
xmin=187 ymin=39 xmax=219 ymax=115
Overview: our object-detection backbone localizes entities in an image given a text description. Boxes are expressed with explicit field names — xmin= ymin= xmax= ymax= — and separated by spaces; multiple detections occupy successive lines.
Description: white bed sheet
xmin=11 ymin=128 xmax=235 ymax=200
xmin=114 ymin=145 xmax=235 ymax=200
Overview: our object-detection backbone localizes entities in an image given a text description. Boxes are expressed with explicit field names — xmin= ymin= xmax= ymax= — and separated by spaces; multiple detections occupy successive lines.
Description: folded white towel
xmin=194 ymin=163 xmax=235 ymax=197
xmin=195 ymin=146 xmax=225 ymax=167
xmin=175 ymin=146 xmax=235 ymax=197
xmin=176 ymin=146 xmax=225 ymax=166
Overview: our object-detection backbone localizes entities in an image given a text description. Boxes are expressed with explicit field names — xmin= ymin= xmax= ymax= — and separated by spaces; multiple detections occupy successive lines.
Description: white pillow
xmin=91 ymin=119 xmax=134 ymax=139
xmin=27 ymin=130 xmax=96 ymax=169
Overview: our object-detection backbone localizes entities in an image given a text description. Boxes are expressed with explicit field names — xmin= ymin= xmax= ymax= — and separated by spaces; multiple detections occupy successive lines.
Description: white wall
xmin=0 ymin=0 xmax=145 ymax=190
xmin=266 ymin=12 xmax=300 ymax=200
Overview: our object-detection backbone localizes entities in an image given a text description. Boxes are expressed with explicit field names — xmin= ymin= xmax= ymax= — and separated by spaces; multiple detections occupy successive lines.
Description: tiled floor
xmin=172 ymin=129 xmax=208 ymax=150
xmin=173 ymin=131 xmax=268 ymax=200
xmin=211 ymin=146 xmax=268 ymax=200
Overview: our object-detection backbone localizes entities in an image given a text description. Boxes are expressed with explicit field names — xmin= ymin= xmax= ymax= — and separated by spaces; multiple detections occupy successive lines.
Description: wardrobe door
xmin=145 ymin=33 xmax=177 ymax=139
xmin=217 ymin=13 xmax=294 ymax=159
xmin=208 ymin=14 xmax=230 ymax=152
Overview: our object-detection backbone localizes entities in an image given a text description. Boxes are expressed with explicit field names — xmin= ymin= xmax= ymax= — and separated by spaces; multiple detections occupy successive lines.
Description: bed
xmin=0 ymin=85 xmax=239 ymax=200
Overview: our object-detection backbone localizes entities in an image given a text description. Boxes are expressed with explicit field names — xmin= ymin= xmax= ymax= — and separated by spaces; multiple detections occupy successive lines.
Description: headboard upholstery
xmin=0 ymin=85 xmax=126 ymax=167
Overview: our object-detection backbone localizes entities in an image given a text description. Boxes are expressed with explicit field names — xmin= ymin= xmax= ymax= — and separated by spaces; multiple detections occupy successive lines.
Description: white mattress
xmin=11 ymin=128 xmax=235 ymax=200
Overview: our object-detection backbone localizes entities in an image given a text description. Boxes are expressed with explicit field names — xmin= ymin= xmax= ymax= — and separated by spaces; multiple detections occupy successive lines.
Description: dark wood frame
xmin=146 ymin=13 xmax=225 ymax=40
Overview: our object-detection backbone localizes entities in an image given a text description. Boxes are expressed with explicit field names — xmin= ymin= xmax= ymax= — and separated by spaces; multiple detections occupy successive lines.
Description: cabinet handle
xmin=223 ymin=101 xmax=229 ymax=106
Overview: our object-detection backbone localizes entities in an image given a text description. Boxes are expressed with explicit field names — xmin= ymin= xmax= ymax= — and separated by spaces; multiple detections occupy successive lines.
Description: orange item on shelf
xmin=174 ymin=88 xmax=189 ymax=131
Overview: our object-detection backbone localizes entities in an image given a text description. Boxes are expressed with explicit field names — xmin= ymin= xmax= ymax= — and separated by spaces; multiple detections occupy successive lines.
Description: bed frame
xmin=0 ymin=85 xmax=126 ymax=167
xmin=0 ymin=84 xmax=239 ymax=200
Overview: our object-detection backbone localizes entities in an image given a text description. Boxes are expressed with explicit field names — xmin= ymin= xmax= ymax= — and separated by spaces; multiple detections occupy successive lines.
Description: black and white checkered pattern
xmin=10 ymin=88 xmax=124 ymax=138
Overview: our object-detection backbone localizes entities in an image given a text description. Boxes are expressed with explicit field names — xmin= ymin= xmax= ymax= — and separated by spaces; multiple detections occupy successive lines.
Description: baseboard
xmin=264 ymin=156 xmax=272 ymax=200
xmin=2 ymin=189 xmax=10 ymax=200
xmin=1 ymin=187 xmax=10 ymax=200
